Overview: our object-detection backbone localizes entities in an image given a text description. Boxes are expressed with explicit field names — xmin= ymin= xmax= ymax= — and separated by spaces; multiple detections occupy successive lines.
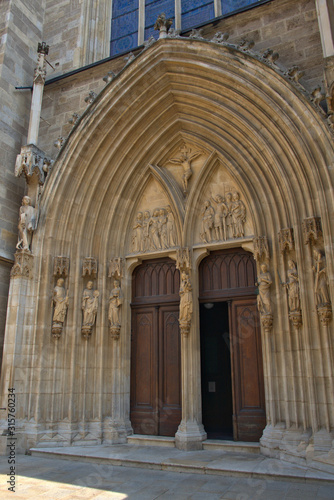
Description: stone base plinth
xmin=175 ymin=420 xmax=207 ymax=451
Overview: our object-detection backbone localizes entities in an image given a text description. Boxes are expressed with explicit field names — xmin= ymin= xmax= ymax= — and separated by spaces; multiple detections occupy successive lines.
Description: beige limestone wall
xmin=0 ymin=0 xmax=46 ymax=362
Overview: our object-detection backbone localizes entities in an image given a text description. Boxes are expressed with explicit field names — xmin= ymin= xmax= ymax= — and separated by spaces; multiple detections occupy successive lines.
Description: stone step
xmin=127 ymin=434 xmax=175 ymax=447
xmin=203 ymin=439 xmax=260 ymax=454
xmin=29 ymin=444 xmax=334 ymax=485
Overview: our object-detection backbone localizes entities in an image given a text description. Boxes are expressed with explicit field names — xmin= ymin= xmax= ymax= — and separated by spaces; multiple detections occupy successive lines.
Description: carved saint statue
xmin=132 ymin=212 xmax=143 ymax=253
xmin=108 ymin=279 xmax=123 ymax=338
xmin=283 ymin=260 xmax=300 ymax=312
xmin=16 ymin=196 xmax=38 ymax=252
xmin=179 ymin=272 xmax=193 ymax=334
xmin=52 ymin=278 xmax=69 ymax=337
xmin=158 ymin=208 xmax=168 ymax=249
xmin=82 ymin=281 xmax=99 ymax=337
xmin=256 ymin=263 xmax=272 ymax=315
xmin=200 ymin=200 xmax=214 ymax=243
xmin=225 ymin=192 xmax=233 ymax=239
xmin=210 ymin=193 xmax=228 ymax=240
xmin=142 ymin=210 xmax=151 ymax=252
xmin=166 ymin=205 xmax=177 ymax=247
xmin=169 ymin=144 xmax=202 ymax=194
xmin=312 ymin=249 xmax=331 ymax=307
xmin=149 ymin=209 xmax=161 ymax=250
xmin=231 ymin=192 xmax=246 ymax=238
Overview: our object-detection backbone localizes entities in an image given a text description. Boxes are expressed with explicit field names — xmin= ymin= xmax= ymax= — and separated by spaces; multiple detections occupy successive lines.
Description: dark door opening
xmin=200 ymin=301 xmax=233 ymax=440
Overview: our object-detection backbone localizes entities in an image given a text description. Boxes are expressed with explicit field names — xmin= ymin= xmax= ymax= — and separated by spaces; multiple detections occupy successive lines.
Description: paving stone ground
xmin=0 ymin=454 xmax=334 ymax=500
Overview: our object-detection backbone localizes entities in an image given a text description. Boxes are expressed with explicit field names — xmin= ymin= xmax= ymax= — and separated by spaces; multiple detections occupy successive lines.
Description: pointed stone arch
xmin=3 ymin=37 xmax=334 ymax=462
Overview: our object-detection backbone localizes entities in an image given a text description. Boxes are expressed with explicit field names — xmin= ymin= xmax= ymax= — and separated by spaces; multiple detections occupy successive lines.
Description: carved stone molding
xmin=317 ymin=304 xmax=332 ymax=326
xmin=108 ymin=258 xmax=123 ymax=280
xmin=261 ymin=313 xmax=273 ymax=332
xmin=15 ymin=144 xmax=52 ymax=185
xmin=253 ymin=236 xmax=270 ymax=262
xmin=302 ymin=216 xmax=322 ymax=245
xmin=11 ymin=251 xmax=33 ymax=280
xmin=289 ymin=310 xmax=302 ymax=329
xmin=82 ymin=257 xmax=98 ymax=278
xmin=278 ymin=228 xmax=294 ymax=253
xmin=53 ymin=256 xmax=70 ymax=278
xmin=176 ymin=248 xmax=191 ymax=274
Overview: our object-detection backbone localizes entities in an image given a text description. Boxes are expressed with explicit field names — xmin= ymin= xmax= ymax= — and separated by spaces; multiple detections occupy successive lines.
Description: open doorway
xmin=200 ymin=301 xmax=233 ymax=439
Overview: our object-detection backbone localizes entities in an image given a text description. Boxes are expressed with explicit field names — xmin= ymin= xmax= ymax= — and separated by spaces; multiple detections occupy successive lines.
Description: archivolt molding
xmin=37 ymin=38 xmax=334 ymax=276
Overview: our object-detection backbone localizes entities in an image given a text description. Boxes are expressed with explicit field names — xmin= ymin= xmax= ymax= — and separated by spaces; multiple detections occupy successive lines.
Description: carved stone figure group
xmin=200 ymin=191 xmax=246 ymax=243
xmin=132 ymin=206 xmax=177 ymax=253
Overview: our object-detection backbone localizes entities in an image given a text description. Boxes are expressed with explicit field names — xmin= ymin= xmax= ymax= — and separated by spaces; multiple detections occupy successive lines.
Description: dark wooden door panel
xmin=159 ymin=306 xmax=181 ymax=436
xmin=131 ymin=258 xmax=181 ymax=437
xmin=231 ymin=300 xmax=266 ymax=442
xmin=130 ymin=307 xmax=158 ymax=435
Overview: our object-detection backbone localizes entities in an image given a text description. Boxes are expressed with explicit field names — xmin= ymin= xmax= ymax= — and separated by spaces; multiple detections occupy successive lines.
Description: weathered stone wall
xmin=0 ymin=0 xmax=45 ymax=357
xmin=39 ymin=0 xmax=325 ymax=159
xmin=201 ymin=0 xmax=323 ymax=91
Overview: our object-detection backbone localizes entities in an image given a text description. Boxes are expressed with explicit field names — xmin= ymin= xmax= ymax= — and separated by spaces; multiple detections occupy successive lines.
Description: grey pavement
xmin=0 ymin=452 xmax=334 ymax=500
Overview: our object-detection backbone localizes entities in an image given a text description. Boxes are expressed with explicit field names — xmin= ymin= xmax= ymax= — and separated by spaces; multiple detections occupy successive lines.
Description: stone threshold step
xmin=29 ymin=447 xmax=334 ymax=485
xmin=127 ymin=434 xmax=260 ymax=454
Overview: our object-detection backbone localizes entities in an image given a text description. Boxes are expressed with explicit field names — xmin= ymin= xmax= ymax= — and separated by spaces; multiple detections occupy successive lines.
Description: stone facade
xmin=0 ymin=0 xmax=333 ymax=476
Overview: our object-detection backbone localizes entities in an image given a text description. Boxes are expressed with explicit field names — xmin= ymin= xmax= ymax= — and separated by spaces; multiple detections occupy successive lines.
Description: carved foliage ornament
xmin=82 ymin=257 xmax=98 ymax=278
xmin=15 ymin=144 xmax=52 ymax=185
xmin=54 ymin=256 xmax=69 ymax=278
xmin=302 ymin=216 xmax=322 ymax=245
xmin=131 ymin=206 xmax=177 ymax=254
xmin=278 ymin=228 xmax=294 ymax=254
xmin=11 ymin=251 xmax=33 ymax=280
xmin=253 ymin=236 xmax=270 ymax=262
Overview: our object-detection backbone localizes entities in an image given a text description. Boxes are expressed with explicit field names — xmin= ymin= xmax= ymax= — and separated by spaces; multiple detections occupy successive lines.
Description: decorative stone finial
xmin=84 ymin=91 xmax=97 ymax=104
xmin=211 ymin=32 xmax=229 ymax=44
xmin=238 ymin=39 xmax=255 ymax=51
xmin=37 ymin=42 xmax=49 ymax=55
xmin=154 ymin=13 xmax=173 ymax=39
xmin=68 ymin=113 xmax=80 ymax=126
xmin=143 ymin=36 xmax=156 ymax=49
xmin=189 ymin=29 xmax=204 ymax=40
xmin=103 ymin=71 xmax=116 ymax=84
xmin=54 ymin=136 xmax=64 ymax=150
xmin=287 ymin=66 xmax=304 ymax=82
xmin=263 ymin=49 xmax=279 ymax=64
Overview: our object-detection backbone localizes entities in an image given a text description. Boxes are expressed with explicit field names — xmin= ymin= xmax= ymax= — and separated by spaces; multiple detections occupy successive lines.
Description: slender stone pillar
xmin=27 ymin=42 xmax=49 ymax=146
xmin=175 ymin=249 xmax=206 ymax=450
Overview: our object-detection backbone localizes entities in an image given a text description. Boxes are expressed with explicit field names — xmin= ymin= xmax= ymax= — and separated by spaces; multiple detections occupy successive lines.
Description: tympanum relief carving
xmin=131 ymin=206 xmax=177 ymax=254
xmin=199 ymin=191 xmax=247 ymax=244
xmin=167 ymin=143 xmax=203 ymax=194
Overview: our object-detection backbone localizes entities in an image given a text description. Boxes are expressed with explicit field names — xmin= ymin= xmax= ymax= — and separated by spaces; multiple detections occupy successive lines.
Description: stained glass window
xmin=110 ymin=0 xmax=139 ymax=56
xmin=181 ymin=0 xmax=214 ymax=31
xmin=222 ymin=0 xmax=260 ymax=16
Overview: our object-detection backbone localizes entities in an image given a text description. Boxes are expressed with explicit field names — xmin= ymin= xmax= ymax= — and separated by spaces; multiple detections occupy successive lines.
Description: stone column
xmin=27 ymin=42 xmax=49 ymax=146
xmin=175 ymin=248 xmax=206 ymax=450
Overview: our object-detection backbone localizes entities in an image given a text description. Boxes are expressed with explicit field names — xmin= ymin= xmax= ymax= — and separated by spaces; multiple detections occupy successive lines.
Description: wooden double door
xmin=199 ymin=249 xmax=266 ymax=442
xmin=130 ymin=259 xmax=181 ymax=436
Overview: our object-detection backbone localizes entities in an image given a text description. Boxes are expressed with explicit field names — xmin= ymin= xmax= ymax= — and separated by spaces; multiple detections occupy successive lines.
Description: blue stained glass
xmin=145 ymin=0 xmax=175 ymax=29
xmin=182 ymin=0 xmax=212 ymax=11
xmin=181 ymin=2 xmax=214 ymax=31
xmin=112 ymin=0 xmax=138 ymax=17
xmin=222 ymin=0 xmax=259 ymax=16
xmin=111 ymin=33 xmax=138 ymax=55
xmin=111 ymin=10 xmax=139 ymax=40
